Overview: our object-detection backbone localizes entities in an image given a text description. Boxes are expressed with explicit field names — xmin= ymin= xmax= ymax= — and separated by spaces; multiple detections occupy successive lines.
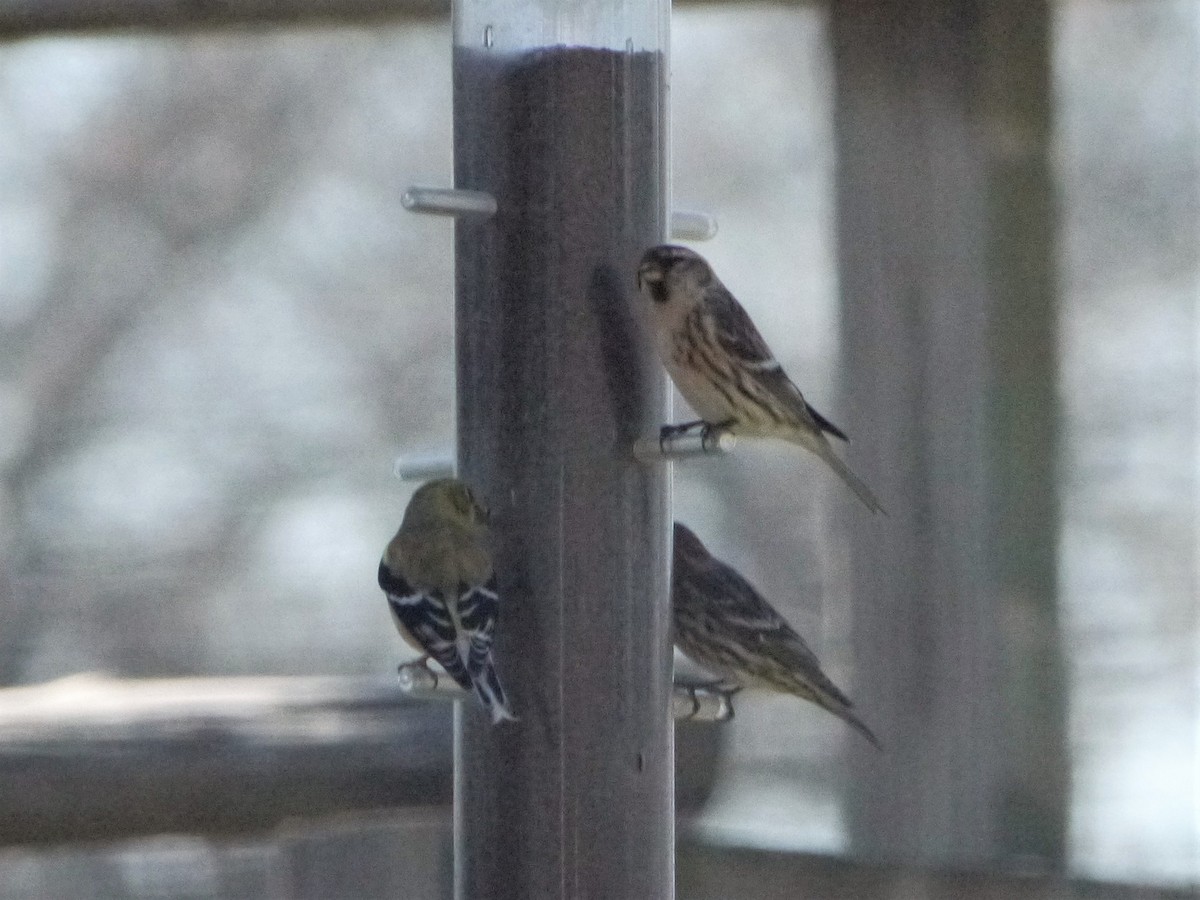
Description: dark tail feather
xmin=805 ymin=402 xmax=849 ymax=442
xmin=841 ymin=708 xmax=883 ymax=751
xmin=472 ymin=660 xmax=517 ymax=725
xmin=429 ymin=644 xmax=473 ymax=693
xmin=807 ymin=439 xmax=888 ymax=516
xmin=793 ymin=670 xmax=883 ymax=750
xmin=807 ymin=687 xmax=883 ymax=750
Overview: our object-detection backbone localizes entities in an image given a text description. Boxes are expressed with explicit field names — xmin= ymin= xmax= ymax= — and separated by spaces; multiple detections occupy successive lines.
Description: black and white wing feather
xmin=378 ymin=561 xmax=472 ymax=691
xmin=456 ymin=576 xmax=515 ymax=723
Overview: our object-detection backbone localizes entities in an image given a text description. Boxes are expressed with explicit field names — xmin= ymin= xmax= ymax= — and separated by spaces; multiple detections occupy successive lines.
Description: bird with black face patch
xmin=638 ymin=244 xmax=885 ymax=515
xmin=378 ymin=477 xmax=516 ymax=724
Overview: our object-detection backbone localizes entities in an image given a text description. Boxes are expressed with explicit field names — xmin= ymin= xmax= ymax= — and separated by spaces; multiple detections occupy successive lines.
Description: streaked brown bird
xmin=672 ymin=521 xmax=880 ymax=748
xmin=638 ymin=244 xmax=885 ymax=515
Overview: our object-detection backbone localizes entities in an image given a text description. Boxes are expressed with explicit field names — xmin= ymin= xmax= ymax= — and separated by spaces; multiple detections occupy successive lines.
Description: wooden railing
xmin=0 ymin=674 xmax=720 ymax=846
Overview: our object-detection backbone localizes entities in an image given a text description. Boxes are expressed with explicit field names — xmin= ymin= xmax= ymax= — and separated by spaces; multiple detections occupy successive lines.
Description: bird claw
xmin=658 ymin=420 xmax=708 ymax=452
xmin=700 ymin=423 xmax=732 ymax=452
xmin=671 ymin=678 xmax=739 ymax=722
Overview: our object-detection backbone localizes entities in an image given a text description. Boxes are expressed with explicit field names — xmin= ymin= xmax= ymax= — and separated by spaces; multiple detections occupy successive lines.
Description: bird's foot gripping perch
xmin=633 ymin=421 xmax=736 ymax=463
xmin=659 ymin=420 xmax=706 ymax=442
xmin=672 ymin=677 xmax=739 ymax=722
xmin=396 ymin=659 xmax=444 ymax=696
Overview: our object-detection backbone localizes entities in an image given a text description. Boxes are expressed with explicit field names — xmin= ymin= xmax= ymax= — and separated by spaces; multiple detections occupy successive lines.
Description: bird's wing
xmin=675 ymin=554 xmax=782 ymax=646
xmin=455 ymin=576 xmax=516 ymax=722
xmin=701 ymin=562 xmax=863 ymax=711
xmin=706 ymin=287 xmax=778 ymax=368
xmin=803 ymin=402 xmax=850 ymax=442
xmin=706 ymin=288 xmax=847 ymax=435
xmin=379 ymin=561 xmax=473 ymax=691
xmin=456 ymin=576 xmax=500 ymax=676
xmin=681 ymin=556 xmax=827 ymax=666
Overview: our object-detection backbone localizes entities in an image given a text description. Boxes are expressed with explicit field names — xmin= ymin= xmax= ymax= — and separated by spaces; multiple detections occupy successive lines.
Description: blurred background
xmin=0 ymin=0 xmax=1195 ymax=897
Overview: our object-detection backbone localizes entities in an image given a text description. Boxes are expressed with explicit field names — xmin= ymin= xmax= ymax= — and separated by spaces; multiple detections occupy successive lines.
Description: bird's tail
xmin=789 ymin=677 xmax=883 ymax=750
xmin=837 ymin=706 xmax=883 ymax=751
xmin=471 ymin=658 xmax=518 ymax=725
xmin=797 ymin=435 xmax=887 ymax=516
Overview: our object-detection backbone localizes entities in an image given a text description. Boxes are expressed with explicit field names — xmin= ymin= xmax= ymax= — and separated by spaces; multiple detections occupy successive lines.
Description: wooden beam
xmin=0 ymin=674 xmax=721 ymax=847
xmin=0 ymin=0 xmax=446 ymax=39
xmin=2 ymin=820 xmax=1190 ymax=898
xmin=0 ymin=0 xmax=815 ymax=41
xmin=0 ymin=674 xmax=450 ymax=845
xmin=676 ymin=841 xmax=1196 ymax=900
xmin=979 ymin=2 xmax=1067 ymax=863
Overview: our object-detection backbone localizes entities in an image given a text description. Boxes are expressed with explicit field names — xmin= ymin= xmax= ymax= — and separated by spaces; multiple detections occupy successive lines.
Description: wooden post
xmin=830 ymin=0 xmax=1066 ymax=868
xmin=451 ymin=4 xmax=673 ymax=898
xmin=980 ymin=4 xmax=1067 ymax=863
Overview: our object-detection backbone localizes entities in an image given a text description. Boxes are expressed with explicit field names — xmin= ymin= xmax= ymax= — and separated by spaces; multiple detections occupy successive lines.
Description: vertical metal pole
xmin=451 ymin=2 xmax=672 ymax=898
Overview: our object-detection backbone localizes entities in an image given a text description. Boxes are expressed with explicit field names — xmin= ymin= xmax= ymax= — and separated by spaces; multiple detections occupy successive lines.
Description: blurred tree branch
xmin=0 ymin=45 xmax=360 ymax=682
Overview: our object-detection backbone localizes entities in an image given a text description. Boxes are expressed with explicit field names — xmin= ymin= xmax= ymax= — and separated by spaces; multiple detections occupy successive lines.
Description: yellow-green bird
xmin=672 ymin=522 xmax=879 ymax=748
xmin=378 ymin=478 xmax=516 ymax=724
